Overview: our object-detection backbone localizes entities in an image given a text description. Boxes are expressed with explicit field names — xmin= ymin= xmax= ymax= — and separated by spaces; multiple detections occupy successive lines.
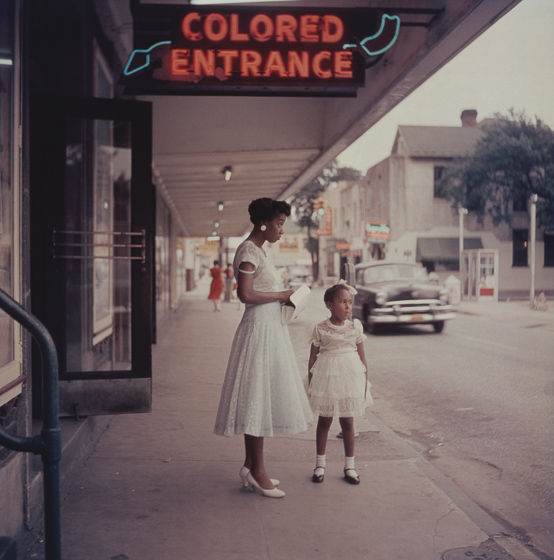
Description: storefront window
xmin=545 ymin=232 xmax=554 ymax=267
xmin=63 ymin=118 xmax=133 ymax=373
xmin=155 ymin=194 xmax=171 ymax=321
xmin=512 ymin=229 xmax=528 ymax=267
xmin=0 ymin=0 xmax=20 ymax=407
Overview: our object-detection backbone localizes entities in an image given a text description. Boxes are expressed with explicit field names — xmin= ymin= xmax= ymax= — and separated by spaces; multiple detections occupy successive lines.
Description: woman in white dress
xmin=214 ymin=198 xmax=312 ymax=498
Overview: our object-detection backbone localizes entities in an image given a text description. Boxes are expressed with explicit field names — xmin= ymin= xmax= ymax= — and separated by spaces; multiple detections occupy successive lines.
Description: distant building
xmin=263 ymin=219 xmax=313 ymax=268
xmin=315 ymin=181 xmax=360 ymax=283
xmin=321 ymin=111 xmax=554 ymax=298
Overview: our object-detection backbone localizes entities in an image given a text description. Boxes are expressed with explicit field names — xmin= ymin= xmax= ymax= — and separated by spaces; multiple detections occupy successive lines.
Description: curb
xmin=366 ymin=412 xmax=542 ymax=560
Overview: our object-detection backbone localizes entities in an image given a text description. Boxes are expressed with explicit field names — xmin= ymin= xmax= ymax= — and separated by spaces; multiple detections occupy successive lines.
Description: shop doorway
xmin=31 ymin=98 xmax=154 ymax=416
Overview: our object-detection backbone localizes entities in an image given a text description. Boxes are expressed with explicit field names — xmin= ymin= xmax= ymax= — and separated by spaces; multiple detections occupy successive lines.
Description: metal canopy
xmin=117 ymin=0 xmax=522 ymax=238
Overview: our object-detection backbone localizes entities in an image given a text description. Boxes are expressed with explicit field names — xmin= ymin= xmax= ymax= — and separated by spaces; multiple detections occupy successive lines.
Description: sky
xmin=336 ymin=0 xmax=554 ymax=172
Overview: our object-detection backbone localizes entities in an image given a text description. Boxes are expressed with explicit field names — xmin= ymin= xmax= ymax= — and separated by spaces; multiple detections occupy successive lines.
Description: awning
xmin=416 ymin=237 xmax=483 ymax=261
xmin=326 ymin=239 xmax=350 ymax=253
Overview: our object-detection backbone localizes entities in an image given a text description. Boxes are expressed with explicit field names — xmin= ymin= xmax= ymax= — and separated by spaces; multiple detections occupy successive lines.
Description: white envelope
xmin=281 ymin=283 xmax=311 ymax=324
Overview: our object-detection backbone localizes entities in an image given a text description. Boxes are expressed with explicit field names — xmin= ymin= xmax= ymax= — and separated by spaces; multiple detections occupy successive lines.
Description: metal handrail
xmin=0 ymin=288 xmax=61 ymax=560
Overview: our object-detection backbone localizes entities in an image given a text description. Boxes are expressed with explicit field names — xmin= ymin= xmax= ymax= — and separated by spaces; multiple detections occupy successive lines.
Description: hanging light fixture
xmin=217 ymin=201 xmax=225 ymax=212
xmin=222 ymin=166 xmax=232 ymax=182
xmin=214 ymin=221 xmax=220 ymax=228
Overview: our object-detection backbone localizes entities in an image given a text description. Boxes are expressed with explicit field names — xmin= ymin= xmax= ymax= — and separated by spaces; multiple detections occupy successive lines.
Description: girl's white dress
xmin=213 ymin=240 xmax=313 ymax=437
xmin=308 ymin=318 xmax=373 ymax=418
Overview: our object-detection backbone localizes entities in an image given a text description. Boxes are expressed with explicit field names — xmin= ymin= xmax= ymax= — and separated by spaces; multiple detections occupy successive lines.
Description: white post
xmin=530 ymin=194 xmax=538 ymax=307
xmin=458 ymin=207 xmax=468 ymax=272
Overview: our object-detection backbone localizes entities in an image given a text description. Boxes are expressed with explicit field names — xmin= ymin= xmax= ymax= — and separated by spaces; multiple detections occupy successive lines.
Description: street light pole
xmin=530 ymin=193 xmax=538 ymax=307
xmin=458 ymin=206 xmax=468 ymax=273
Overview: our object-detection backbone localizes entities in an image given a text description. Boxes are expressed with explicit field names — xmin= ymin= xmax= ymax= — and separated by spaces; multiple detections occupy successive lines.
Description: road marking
xmin=368 ymin=355 xmax=426 ymax=361
xmin=456 ymin=333 xmax=517 ymax=352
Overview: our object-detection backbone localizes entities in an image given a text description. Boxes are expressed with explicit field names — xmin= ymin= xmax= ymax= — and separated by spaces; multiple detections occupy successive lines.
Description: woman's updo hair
xmin=324 ymin=284 xmax=350 ymax=304
xmin=248 ymin=198 xmax=291 ymax=226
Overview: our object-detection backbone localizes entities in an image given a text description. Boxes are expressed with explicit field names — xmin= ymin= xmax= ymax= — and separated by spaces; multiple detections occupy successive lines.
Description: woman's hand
xmin=278 ymin=289 xmax=295 ymax=304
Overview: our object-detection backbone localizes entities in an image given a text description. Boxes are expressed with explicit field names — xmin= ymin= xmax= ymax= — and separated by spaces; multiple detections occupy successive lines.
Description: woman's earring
xmin=260 ymin=225 xmax=267 ymax=232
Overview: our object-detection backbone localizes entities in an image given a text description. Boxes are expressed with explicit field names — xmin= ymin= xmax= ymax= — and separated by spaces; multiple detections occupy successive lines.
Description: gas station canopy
xmin=116 ymin=0 xmax=521 ymax=238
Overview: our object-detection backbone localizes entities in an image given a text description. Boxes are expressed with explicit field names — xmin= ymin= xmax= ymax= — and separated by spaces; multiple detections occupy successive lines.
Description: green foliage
xmin=438 ymin=110 xmax=554 ymax=228
xmin=287 ymin=160 xmax=361 ymax=280
xmin=288 ymin=160 xmax=361 ymax=232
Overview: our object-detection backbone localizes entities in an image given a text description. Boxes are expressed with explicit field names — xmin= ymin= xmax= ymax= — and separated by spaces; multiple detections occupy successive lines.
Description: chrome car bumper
xmin=371 ymin=300 xmax=455 ymax=324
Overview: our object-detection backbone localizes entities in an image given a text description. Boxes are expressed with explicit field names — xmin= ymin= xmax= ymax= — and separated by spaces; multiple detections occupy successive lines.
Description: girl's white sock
xmin=314 ymin=454 xmax=326 ymax=475
xmin=345 ymin=456 xmax=356 ymax=471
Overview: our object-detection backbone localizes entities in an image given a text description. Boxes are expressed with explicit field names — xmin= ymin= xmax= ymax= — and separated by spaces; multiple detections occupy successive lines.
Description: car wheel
xmin=364 ymin=305 xmax=381 ymax=335
xmin=366 ymin=310 xmax=381 ymax=335
xmin=432 ymin=321 xmax=445 ymax=333
xmin=368 ymin=322 xmax=382 ymax=335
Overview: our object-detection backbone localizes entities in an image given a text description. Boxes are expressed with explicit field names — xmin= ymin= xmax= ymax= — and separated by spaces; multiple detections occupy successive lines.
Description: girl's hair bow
xmin=338 ymin=278 xmax=358 ymax=296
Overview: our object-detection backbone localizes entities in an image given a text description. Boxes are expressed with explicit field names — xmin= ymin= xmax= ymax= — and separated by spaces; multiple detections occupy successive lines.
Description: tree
xmin=288 ymin=160 xmax=361 ymax=280
xmin=439 ymin=110 xmax=554 ymax=228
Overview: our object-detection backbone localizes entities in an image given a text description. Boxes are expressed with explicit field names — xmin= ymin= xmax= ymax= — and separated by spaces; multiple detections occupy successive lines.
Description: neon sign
xmin=362 ymin=221 xmax=390 ymax=241
xmin=122 ymin=6 xmax=401 ymax=96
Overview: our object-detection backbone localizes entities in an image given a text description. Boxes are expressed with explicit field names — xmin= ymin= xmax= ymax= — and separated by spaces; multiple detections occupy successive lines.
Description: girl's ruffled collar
xmin=325 ymin=318 xmax=351 ymax=330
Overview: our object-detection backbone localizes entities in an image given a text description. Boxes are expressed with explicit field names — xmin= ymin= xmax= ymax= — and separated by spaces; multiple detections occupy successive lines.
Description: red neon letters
xmin=175 ymin=12 xmax=352 ymax=81
xmin=182 ymin=12 xmax=344 ymax=43
xmin=172 ymin=48 xmax=352 ymax=79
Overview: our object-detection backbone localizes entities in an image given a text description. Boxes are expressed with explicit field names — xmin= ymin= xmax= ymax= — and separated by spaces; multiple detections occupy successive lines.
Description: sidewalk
xmin=26 ymin=278 xmax=542 ymax=560
xmin=457 ymin=294 xmax=554 ymax=328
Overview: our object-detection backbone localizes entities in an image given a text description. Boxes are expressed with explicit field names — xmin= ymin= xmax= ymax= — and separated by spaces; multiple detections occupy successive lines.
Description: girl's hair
xmin=248 ymin=198 xmax=291 ymax=225
xmin=324 ymin=284 xmax=351 ymax=304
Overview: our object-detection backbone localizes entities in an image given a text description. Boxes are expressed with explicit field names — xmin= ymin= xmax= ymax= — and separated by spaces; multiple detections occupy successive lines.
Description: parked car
xmin=284 ymin=265 xmax=313 ymax=290
xmin=352 ymin=262 xmax=455 ymax=334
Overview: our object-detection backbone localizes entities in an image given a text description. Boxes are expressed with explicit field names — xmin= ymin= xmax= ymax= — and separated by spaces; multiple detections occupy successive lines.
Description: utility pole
xmin=458 ymin=206 xmax=468 ymax=272
xmin=530 ymin=194 xmax=538 ymax=307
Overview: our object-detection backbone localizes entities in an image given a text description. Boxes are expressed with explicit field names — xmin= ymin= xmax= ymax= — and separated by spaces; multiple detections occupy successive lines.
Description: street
xmin=357 ymin=304 xmax=554 ymax=559
xmin=22 ymin=281 xmax=553 ymax=560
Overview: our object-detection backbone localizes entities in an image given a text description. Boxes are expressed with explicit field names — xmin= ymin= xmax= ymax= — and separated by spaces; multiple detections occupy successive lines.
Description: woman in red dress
xmin=208 ymin=260 xmax=224 ymax=311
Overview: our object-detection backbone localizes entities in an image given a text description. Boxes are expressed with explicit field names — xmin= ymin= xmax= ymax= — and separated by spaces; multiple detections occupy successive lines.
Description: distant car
xmin=284 ymin=265 xmax=313 ymax=290
xmin=352 ymin=262 xmax=455 ymax=334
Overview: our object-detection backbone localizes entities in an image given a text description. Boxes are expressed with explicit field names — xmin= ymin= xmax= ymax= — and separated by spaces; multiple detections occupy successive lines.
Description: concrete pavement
xmin=25 ymin=277 xmax=549 ymax=560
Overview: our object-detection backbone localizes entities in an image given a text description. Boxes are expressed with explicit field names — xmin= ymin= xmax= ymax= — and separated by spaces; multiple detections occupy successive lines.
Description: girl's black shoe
xmin=312 ymin=468 xmax=325 ymax=483
xmin=344 ymin=468 xmax=360 ymax=484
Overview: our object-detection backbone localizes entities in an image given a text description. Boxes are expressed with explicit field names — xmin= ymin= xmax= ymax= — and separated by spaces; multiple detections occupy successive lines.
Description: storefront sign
xmin=362 ymin=221 xmax=390 ymax=241
xmin=199 ymin=238 xmax=220 ymax=254
xmin=279 ymin=241 xmax=299 ymax=253
xmin=122 ymin=5 xmax=400 ymax=96
xmin=317 ymin=206 xmax=333 ymax=235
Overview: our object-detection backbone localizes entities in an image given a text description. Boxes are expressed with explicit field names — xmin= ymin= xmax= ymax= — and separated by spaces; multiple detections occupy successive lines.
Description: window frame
xmin=544 ymin=231 xmax=554 ymax=268
xmin=433 ymin=165 xmax=447 ymax=198
xmin=512 ymin=228 xmax=528 ymax=268
xmin=0 ymin=0 xmax=23 ymax=408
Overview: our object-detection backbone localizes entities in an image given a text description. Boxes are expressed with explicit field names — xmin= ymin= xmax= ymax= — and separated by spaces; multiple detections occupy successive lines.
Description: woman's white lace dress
xmin=214 ymin=240 xmax=313 ymax=437
xmin=308 ymin=319 xmax=373 ymax=418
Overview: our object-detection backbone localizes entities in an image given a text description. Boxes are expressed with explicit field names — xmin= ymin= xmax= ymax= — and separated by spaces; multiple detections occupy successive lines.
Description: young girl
xmin=307 ymin=281 xmax=372 ymax=485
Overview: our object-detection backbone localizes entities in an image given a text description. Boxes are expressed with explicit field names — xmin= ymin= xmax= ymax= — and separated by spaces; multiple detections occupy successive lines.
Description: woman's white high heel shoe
xmin=239 ymin=466 xmax=280 ymax=488
xmin=246 ymin=472 xmax=285 ymax=498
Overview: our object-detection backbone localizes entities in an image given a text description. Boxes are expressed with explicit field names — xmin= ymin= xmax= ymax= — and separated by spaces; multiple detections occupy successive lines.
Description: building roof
xmin=393 ymin=125 xmax=483 ymax=158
